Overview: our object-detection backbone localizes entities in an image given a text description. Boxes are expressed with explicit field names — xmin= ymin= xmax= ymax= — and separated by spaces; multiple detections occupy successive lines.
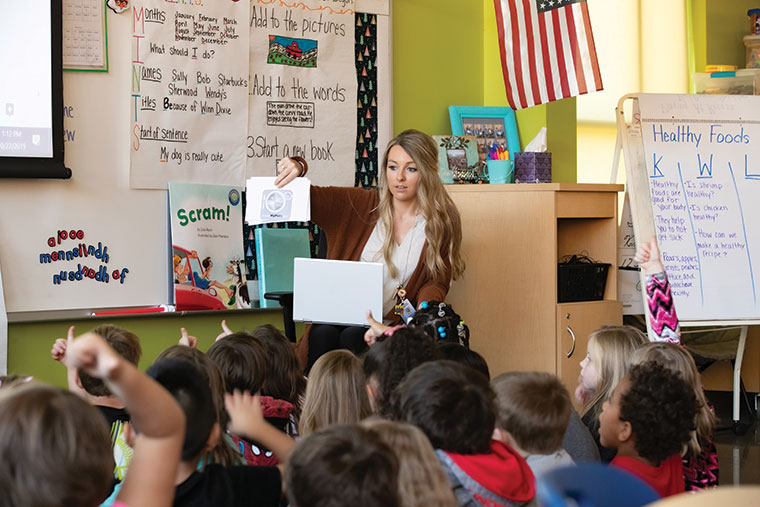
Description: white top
xmin=360 ymin=215 xmax=427 ymax=319
xmin=525 ymin=449 xmax=575 ymax=479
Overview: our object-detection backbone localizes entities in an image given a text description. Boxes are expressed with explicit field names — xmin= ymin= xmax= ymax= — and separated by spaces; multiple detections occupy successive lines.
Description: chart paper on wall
xmin=130 ymin=0 xmax=250 ymax=189
xmin=247 ymin=0 xmax=358 ymax=186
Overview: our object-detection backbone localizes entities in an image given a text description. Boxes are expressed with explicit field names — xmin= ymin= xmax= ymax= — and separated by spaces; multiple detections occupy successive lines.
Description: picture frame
xmin=448 ymin=106 xmax=520 ymax=164
xmin=433 ymin=135 xmax=482 ymax=184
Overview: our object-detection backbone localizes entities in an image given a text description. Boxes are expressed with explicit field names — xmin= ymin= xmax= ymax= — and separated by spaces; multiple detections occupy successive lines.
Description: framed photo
xmin=448 ymin=106 xmax=520 ymax=164
xmin=433 ymin=135 xmax=480 ymax=184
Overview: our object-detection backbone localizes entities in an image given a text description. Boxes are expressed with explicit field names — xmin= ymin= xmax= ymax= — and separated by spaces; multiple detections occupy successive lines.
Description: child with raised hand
xmin=147 ymin=357 xmax=294 ymax=507
xmin=633 ymin=235 xmax=680 ymax=344
xmin=299 ymin=350 xmax=372 ymax=437
xmin=600 ymin=361 xmax=698 ymax=498
xmin=491 ymin=372 xmax=574 ymax=479
xmin=392 ymin=360 xmax=535 ymax=507
xmin=631 ymin=342 xmax=718 ymax=490
xmin=51 ymin=324 xmax=143 ymax=481
xmin=1 ymin=332 xmax=185 ymax=507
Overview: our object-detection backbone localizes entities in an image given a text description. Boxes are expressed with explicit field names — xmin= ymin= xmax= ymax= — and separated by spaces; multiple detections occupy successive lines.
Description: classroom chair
xmin=645 ymin=486 xmax=760 ymax=507
xmin=536 ymin=464 xmax=660 ymax=507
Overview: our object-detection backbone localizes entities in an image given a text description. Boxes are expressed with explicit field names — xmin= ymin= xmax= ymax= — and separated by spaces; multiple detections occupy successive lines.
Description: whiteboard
xmin=0 ymin=4 xmax=392 ymax=315
xmin=628 ymin=94 xmax=760 ymax=322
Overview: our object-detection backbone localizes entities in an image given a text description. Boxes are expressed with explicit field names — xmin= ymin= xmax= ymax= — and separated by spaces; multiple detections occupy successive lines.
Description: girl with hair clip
xmin=299 ymin=350 xmax=372 ymax=437
xmin=363 ymin=300 xmax=470 ymax=349
xmin=361 ymin=418 xmax=458 ymax=507
xmin=275 ymin=129 xmax=465 ymax=371
xmin=574 ymin=235 xmax=681 ymax=462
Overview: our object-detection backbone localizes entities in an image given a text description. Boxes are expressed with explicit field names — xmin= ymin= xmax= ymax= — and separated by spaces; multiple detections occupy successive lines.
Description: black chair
xmin=264 ymin=232 xmax=326 ymax=342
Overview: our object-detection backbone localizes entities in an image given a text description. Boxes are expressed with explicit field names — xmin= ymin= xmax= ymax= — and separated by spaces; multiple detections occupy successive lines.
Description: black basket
xmin=557 ymin=262 xmax=610 ymax=303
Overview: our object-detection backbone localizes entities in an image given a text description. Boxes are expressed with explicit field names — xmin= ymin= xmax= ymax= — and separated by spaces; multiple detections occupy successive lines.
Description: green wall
xmin=705 ymin=0 xmax=756 ymax=68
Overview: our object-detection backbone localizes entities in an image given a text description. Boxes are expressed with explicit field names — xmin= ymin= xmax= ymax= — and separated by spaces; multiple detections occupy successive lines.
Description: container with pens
xmin=485 ymin=143 xmax=514 ymax=184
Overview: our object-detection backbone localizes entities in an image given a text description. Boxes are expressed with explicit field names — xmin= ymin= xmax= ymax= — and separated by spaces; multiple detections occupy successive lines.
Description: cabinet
xmin=446 ymin=184 xmax=623 ymax=397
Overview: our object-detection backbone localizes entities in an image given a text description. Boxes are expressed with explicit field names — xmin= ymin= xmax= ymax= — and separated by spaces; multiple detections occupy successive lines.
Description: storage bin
xmin=692 ymin=69 xmax=760 ymax=95
xmin=745 ymin=35 xmax=760 ymax=68
xmin=557 ymin=261 xmax=610 ymax=303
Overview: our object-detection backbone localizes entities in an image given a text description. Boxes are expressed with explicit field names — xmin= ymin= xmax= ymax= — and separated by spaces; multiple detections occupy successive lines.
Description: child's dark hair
xmin=202 ymin=257 xmax=212 ymax=269
xmin=147 ymin=357 xmax=215 ymax=462
xmin=79 ymin=324 xmax=142 ymax=397
xmin=437 ymin=342 xmax=490 ymax=379
xmin=285 ymin=424 xmax=400 ymax=507
xmin=409 ymin=301 xmax=469 ymax=347
xmin=206 ymin=331 xmax=268 ymax=394
xmin=621 ymin=362 xmax=698 ymax=465
xmin=391 ymin=360 xmax=496 ymax=454
xmin=363 ymin=327 xmax=441 ymax=416
xmin=0 ymin=384 xmax=114 ymax=507
xmin=155 ymin=345 xmax=241 ymax=467
xmin=491 ymin=371 xmax=571 ymax=454
xmin=251 ymin=324 xmax=306 ymax=422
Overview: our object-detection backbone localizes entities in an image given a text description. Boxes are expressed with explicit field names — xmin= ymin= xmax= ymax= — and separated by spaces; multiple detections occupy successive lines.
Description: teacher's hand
xmin=364 ymin=311 xmax=391 ymax=347
xmin=274 ymin=158 xmax=302 ymax=188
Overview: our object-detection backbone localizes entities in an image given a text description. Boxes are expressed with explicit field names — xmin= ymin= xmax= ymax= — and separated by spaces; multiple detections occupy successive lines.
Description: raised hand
xmin=65 ymin=332 xmax=121 ymax=381
xmin=178 ymin=327 xmax=197 ymax=348
xmin=634 ymin=234 xmax=664 ymax=275
xmin=51 ymin=325 xmax=75 ymax=363
xmin=364 ymin=311 xmax=390 ymax=346
xmin=215 ymin=319 xmax=233 ymax=342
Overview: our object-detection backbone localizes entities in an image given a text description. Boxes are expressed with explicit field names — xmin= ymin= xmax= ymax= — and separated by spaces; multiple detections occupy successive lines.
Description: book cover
xmin=255 ymin=227 xmax=310 ymax=308
xmin=169 ymin=182 xmax=250 ymax=311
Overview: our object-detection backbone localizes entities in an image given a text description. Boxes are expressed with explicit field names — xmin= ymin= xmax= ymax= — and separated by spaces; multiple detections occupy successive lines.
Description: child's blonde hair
xmin=299 ymin=350 xmax=372 ymax=437
xmin=581 ymin=326 xmax=648 ymax=420
xmin=0 ymin=383 xmax=114 ymax=506
xmin=630 ymin=342 xmax=715 ymax=457
xmin=362 ymin=418 xmax=457 ymax=507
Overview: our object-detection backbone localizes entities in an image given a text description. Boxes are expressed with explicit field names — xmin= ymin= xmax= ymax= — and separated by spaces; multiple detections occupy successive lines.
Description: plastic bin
xmin=692 ymin=69 xmax=760 ymax=95
xmin=745 ymin=35 xmax=760 ymax=68
xmin=557 ymin=262 xmax=610 ymax=303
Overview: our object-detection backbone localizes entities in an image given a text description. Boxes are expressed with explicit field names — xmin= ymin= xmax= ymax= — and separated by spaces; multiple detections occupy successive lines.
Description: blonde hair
xmin=580 ymin=326 xmax=648 ymax=420
xmin=362 ymin=418 xmax=457 ymax=507
xmin=299 ymin=350 xmax=372 ymax=437
xmin=378 ymin=129 xmax=465 ymax=283
xmin=631 ymin=342 xmax=716 ymax=457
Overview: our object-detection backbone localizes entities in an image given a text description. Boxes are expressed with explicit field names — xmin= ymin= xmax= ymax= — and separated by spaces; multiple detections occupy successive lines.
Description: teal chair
xmin=536 ymin=464 xmax=660 ymax=507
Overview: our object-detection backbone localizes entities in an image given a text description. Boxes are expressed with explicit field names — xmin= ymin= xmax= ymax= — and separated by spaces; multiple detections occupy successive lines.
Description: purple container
xmin=514 ymin=152 xmax=552 ymax=183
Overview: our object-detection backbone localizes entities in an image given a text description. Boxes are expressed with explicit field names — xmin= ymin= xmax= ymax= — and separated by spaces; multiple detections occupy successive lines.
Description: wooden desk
xmin=447 ymin=184 xmax=624 ymax=396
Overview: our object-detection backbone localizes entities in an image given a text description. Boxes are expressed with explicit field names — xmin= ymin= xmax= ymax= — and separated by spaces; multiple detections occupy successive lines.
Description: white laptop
xmin=293 ymin=258 xmax=383 ymax=327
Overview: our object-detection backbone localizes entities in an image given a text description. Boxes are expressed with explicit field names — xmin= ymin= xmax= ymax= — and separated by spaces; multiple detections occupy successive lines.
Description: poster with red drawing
xmin=246 ymin=0 xmax=357 ymax=186
xmin=129 ymin=0 xmax=250 ymax=189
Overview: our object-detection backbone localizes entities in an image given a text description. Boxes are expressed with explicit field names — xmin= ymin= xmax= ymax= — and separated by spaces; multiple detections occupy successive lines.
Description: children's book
xmin=255 ymin=227 xmax=311 ymax=308
xmin=169 ymin=182 xmax=250 ymax=311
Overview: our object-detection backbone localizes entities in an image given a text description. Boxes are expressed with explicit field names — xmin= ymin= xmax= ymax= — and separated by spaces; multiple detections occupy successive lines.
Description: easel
xmin=613 ymin=93 xmax=757 ymax=432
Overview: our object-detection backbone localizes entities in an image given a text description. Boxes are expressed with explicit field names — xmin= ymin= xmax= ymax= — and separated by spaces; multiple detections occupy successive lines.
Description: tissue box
xmin=514 ymin=152 xmax=552 ymax=183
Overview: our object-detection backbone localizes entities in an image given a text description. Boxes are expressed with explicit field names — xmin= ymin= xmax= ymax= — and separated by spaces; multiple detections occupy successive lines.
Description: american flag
xmin=493 ymin=0 xmax=603 ymax=110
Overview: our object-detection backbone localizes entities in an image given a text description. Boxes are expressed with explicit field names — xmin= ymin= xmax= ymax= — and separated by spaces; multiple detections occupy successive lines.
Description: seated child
xmin=437 ymin=342 xmax=490 ymax=379
xmin=392 ymin=360 xmax=535 ymax=507
xmin=363 ymin=327 xmax=441 ymax=415
xmin=299 ymin=350 xmax=372 ymax=437
xmin=361 ymin=418 xmax=457 ymax=507
xmin=491 ymin=372 xmax=574 ymax=479
xmin=146 ymin=357 xmax=295 ymax=507
xmin=1 ymin=332 xmax=184 ymax=507
xmin=207 ymin=331 xmax=293 ymax=466
xmin=600 ymin=361 xmax=698 ymax=498
xmin=51 ymin=324 xmax=142 ymax=481
xmin=285 ymin=424 xmax=400 ymax=507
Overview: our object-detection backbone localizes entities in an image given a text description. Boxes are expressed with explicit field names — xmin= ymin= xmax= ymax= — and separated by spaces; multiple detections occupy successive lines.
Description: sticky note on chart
xmin=245 ymin=177 xmax=311 ymax=225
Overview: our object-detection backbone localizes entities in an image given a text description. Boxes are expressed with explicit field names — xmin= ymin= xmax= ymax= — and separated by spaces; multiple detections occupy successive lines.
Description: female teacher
xmin=275 ymin=129 xmax=465 ymax=370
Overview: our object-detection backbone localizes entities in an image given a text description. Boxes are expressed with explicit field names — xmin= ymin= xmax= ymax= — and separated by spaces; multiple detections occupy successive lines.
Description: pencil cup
xmin=487 ymin=160 xmax=514 ymax=184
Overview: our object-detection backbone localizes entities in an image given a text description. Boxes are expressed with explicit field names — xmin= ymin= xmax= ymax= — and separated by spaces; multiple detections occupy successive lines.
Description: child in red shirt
xmin=599 ymin=362 xmax=698 ymax=498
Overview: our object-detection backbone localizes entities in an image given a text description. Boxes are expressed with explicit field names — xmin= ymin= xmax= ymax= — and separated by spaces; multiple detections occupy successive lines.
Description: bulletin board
xmin=0 ymin=0 xmax=392 ymax=317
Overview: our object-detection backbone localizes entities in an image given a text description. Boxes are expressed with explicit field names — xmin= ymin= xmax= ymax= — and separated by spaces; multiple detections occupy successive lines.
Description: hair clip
xmin=457 ymin=321 xmax=465 ymax=338
xmin=437 ymin=326 xmax=447 ymax=339
xmin=420 ymin=301 xmax=429 ymax=310
xmin=438 ymin=303 xmax=446 ymax=318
